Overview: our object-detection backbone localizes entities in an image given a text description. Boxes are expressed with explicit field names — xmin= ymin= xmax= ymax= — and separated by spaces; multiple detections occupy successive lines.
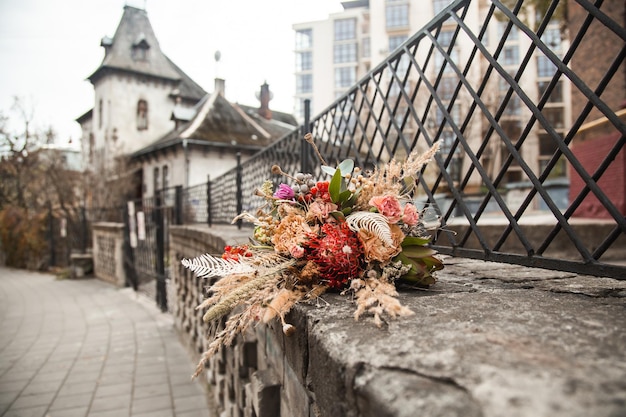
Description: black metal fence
xmin=181 ymin=0 xmax=625 ymax=279
xmin=103 ymin=0 xmax=624 ymax=315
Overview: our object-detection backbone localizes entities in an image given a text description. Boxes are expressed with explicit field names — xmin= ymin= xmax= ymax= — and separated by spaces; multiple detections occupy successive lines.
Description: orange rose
xmin=357 ymin=224 xmax=404 ymax=263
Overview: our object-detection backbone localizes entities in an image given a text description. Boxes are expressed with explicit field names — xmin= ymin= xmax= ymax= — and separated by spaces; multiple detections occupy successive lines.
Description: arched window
xmin=137 ymin=99 xmax=148 ymax=130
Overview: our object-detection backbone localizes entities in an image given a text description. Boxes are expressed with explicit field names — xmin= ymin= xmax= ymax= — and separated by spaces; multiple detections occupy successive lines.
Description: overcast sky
xmin=0 ymin=0 xmax=343 ymax=144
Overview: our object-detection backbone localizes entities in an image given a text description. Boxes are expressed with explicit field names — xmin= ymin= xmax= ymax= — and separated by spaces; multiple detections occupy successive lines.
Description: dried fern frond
xmin=231 ymin=211 xmax=261 ymax=225
xmin=181 ymin=253 xmax=255 ymax=278
xmin=346 ymin=211 xmax=393 ymax=246
xmin=200 ymin=259 xmax=295 ymax=323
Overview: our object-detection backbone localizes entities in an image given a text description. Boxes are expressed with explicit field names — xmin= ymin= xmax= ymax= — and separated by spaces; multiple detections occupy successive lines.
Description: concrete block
xmin=250 ymin=369 xmax=281 ymax=417
xmin=282 ymin=362 xmax=310 ymax=417
xmin=263 ymin=322 xmax=284 ymax=385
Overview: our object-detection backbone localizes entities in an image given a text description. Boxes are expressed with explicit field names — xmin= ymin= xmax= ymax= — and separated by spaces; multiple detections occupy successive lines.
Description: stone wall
xmin=170 ymin=224 xmax=626 ymax=417
xmin=92 ymin=222 xmax=126 ymax=287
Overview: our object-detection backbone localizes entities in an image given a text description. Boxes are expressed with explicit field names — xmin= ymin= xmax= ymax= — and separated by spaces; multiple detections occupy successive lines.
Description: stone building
xmin=76 ymin=5 xmax=206 ymax=173
xmin=132 ymin=80 xmax=298 ymax=198
xmin=76 ymin=5 xmax=297 ymax=201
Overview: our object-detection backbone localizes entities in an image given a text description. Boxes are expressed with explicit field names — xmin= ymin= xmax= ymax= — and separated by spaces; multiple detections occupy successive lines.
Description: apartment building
xmin=293 ymin=0 xmax=570 ymax=196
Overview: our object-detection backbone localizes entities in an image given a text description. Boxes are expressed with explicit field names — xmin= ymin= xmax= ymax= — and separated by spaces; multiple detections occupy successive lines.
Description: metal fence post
xmin=122 ymin=202 xmax=138 ymax=291
xmin=206 ymin=175 xmax=212 ymax=227
xmin=236 ymin=153 xmax=243 ymax=230
xmin=155 ymin=191 xmax=167 ymax=312
xmin=174 ymin=185 xmax=183 ymax=225
xmin=301 ymin=98 xmax=311 ymax=174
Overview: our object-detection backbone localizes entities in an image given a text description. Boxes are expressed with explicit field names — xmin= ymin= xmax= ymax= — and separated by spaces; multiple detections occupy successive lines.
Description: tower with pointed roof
xmin=76 ymin=5 xmax=206 ymax=171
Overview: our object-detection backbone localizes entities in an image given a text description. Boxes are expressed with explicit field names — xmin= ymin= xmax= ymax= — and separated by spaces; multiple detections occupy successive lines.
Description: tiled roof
xmin=132 ymin=92 xmax=298 ymax=159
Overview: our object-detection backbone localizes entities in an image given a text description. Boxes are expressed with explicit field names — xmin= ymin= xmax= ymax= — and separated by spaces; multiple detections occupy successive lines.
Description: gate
xmin=124 ymin=190 xmax=174 ymax=312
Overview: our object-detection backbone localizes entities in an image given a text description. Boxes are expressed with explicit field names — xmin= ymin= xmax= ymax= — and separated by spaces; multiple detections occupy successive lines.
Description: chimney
xmin=215 ymin=78 xmax=225 ymax=96
xmin=258 ymin=82 xmax=272 ymax=120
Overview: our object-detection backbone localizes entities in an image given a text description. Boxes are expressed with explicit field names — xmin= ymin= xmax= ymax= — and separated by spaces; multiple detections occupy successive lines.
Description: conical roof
xmin=89 ymin=6 xmax=178 ymax=80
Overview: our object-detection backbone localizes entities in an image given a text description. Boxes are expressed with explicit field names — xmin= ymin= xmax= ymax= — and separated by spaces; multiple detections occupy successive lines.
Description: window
xmin=438 ymin=77 xmax=457 ymax=100
xmin=334 ymin=18 xmax=356 ymax=41
xmin=542 ymin=107 xmax=564 ymax=129
xmin=497 ymin=21 xmax=519 ymax=41
xmin=502 ymin=95 xmax=521 ymax=116
xmin=537 ymin=55 xmax=557 ymax=77
xmin=296 ymin=74 xmax=312 ymax=93
xmin=389 ymin=35 xmax=408 ymax=52
xmin=335 ymin=67 xmax=356 ymax=89
xmin=334 ymin=43 xmax=357 ymax=63
xmin=434 ymin=48 xmax=459 ymax=74
xmin=541 ymin=27 xmax=562 ymax=53
xmin=500 ymin=46 xmax=519 ymax=66
xmin=132 ymin=45 xmax=148 ymax=61
xmin=438 ymin=29 xmax=454 ymax=47
xmin=88 ymin=133 xmax=94 ymax=162
xmin=295 ymin=29 xmax=313 ymax=49
xmin=162 ymin=165 xmax=169 ymax=190
xmin=538 ymin=81 xmax=563 ymax=103
xmin=296 ymin=51 xmax=312 ymax=71
xmin=137 ymin=100 xmax=148 ymax=130
xmin=153 ymin=166 xmax=160 ymax=194
xmin=538 ymin=134 xmax=566 ymax=178
xmin=433 ymin=0 xmax=450 ymax=15
xmin=386 ymin=3 xmax=409 ymax=29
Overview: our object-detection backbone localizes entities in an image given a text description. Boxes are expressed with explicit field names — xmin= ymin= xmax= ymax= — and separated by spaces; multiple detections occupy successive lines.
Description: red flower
xmin=222 ymin=245 xmax=252 ymax=261
xmin=307 ymin=222 xmax=363 ymax=289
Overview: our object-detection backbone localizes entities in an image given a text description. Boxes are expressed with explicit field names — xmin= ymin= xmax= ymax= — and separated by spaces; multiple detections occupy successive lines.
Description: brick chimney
xmin=258 ymin=82 xmax=272 ymax=120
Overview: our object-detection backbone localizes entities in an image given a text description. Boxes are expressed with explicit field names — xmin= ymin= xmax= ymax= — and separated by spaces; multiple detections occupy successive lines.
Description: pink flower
xmin=290 ymin=245 xmax=305 ymax=258
xmin=402 ymin=203 xmax=420 ymax=226
xmin=274 ymin=183 xmax=295 ymax=200
xmin=369 ymin=195 xmax=402 ymax=223
xmin=306 ymin=200 xmax=338 ymax=223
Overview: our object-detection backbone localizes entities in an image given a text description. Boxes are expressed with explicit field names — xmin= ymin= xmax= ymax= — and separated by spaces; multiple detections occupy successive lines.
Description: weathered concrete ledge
xmin=300 ymin=257 xmax=626 ymax=417
xmin=170 ymin=225 xmax=626 ymax=417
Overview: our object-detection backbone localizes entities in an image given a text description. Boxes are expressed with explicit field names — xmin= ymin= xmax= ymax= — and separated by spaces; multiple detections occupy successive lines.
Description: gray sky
xmin=0 ymin=0 xmax=342 ymax=144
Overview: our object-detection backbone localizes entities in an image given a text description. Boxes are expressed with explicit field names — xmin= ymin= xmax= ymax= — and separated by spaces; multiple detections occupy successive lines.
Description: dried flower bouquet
xmin=182 ymin=134 xmax=443 ymax=377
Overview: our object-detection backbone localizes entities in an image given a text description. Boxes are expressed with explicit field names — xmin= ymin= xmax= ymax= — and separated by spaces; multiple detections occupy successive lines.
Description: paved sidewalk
xmin=0 ymin=267 xmax=214 ymax=417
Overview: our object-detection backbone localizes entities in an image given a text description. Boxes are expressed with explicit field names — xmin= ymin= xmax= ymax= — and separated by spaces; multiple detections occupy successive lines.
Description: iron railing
xmin=182 ymin=0 xmax=625 ymax=279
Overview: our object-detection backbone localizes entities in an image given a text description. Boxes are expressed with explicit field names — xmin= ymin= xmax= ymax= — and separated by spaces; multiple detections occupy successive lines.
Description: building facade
xmin=293 ymin=0 xmax=571 ymax=196
xmin=76 ymin=5 xmax=297 ymax=203
xmin=76 ymin=5 xmax=206 ymax=180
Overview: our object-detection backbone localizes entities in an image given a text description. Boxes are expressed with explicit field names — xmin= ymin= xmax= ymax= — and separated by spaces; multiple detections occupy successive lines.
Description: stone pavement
xmin=0 ymin=267 xmax=214 ymax=417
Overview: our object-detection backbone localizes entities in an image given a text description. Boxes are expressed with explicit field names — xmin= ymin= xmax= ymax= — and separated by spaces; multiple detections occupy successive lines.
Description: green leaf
xmin=401 ymin=236 xmax=431 ymax=247
xmin=422 ymin=256 xmax=444 ymax=271
xmin=394 ymin=252 xmax=437 ymax=284
xmin=401 ymin=246 xmax=437 ymax=258
xmin=342 ymin=207 xmax=352 ymax=216
xmin=329 ymin=169 xmax=342 ymax=203
xmin=346 ymin=187 xmax=361 ymax=207
xmin=337 ymin=159 xmax=354 ymax=177
xmin=321 ymin=165 xmax=336 ymax=176
xmin=330 ymin=210 xmax=345 ymax=221
xmin=402 ymin=272 xmax=436 ymax=285
xmin=338 ymin=189 xmax=353 ymax=204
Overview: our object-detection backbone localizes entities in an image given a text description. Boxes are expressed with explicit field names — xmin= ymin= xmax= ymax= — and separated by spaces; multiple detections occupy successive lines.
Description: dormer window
xmin=132 ymin=34 xmax=150 ymax=61
xmin=137 ymin=99 xmax=148 ymax=130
